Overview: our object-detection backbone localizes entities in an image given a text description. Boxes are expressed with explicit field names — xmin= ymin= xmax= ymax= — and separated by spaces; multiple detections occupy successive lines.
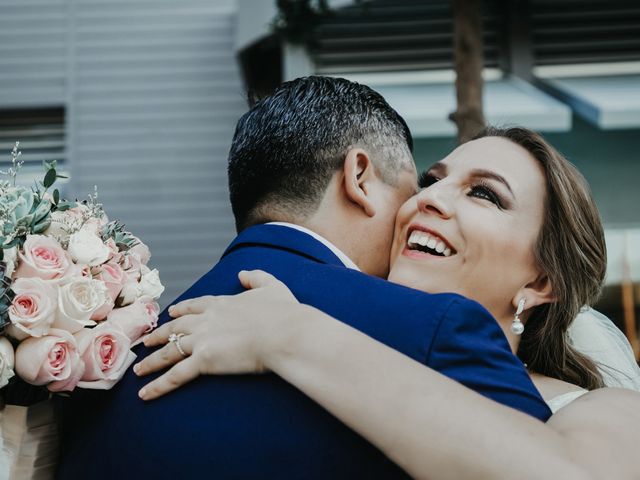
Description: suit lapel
xmin=222 ymin=224 xmax=347 ymax=267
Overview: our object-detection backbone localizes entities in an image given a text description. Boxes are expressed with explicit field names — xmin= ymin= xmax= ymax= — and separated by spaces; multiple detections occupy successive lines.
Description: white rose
xmin=129 ymin=238 xmax=151 ymax=265
xmin=118 ymin=281 xmax=140 ymax=307
xmin=53 ymin=279 xmax=107 ymax=333
xmin=68 ymin=227 xmax=110 ymax=267
xmin=138 ymin=269 xmax=164 ymax=300
xmin=3 ymin=246 xmax=18 ymax=278
xmin=0 ymin=336 xmax=15 ymax=389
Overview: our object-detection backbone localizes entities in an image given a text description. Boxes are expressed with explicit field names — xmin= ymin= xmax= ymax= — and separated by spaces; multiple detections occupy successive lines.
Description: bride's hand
xmin=134 ymin=270 xmax=299 ymax=400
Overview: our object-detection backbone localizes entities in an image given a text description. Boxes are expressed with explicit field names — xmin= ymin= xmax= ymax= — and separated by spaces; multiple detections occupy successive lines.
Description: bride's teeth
xmin=408 ymin=230 xmax=455 ymax=256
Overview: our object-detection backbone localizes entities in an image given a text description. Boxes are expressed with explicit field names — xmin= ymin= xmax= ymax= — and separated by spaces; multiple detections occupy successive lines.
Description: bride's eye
xmin=418 ymin=171 xmax=439 ymax=189
xmin=469 ymin=182 xmax=505 ymax=209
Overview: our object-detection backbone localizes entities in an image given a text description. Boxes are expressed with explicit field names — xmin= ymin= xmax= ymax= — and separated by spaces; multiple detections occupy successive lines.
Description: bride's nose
xmin=416 ymin=184 xmax=453 ymax=219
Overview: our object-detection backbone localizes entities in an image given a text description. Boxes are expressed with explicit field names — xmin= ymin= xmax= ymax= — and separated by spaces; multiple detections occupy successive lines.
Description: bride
xmin=136 ymin=127 xmax=640 ymax=479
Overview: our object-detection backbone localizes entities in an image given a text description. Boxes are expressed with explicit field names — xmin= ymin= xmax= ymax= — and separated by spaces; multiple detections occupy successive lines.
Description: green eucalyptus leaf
xmin=43 ymin=168 xmax=57 ymax=189
xmin=32 ymin=217 xmax=51 ymax=234
xmin=53 ymin=189 xmax=60 ymax=204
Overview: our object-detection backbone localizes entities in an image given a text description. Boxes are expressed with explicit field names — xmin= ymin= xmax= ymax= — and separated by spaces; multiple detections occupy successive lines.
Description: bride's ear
xmin=342 ymin=148 xmax=376 ymax=218
xmin=514 ymin=274 xmax=556 ymax=312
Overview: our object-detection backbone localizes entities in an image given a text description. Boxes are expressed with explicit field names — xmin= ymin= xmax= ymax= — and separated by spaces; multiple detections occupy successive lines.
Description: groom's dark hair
xmin=228 ymin=76 xmax=414 ymax=232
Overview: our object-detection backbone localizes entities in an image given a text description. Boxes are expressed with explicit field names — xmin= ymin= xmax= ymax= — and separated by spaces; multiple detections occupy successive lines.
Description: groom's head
xmin=228 ymin=76 xmax=417 ymax=277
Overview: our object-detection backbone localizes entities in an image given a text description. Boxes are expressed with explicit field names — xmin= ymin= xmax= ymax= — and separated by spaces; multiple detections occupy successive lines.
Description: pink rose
xmin=15 ymin=328 xmax=85 ymax=392
xmin=90 ymin=262 xmax=127 ymax=321
xmin=15 ymin=235 xmax=71 ymax=281
xmin=94 ymin=262 xmax=127 ymax=302
xmin=79 ymin=264 xmax=92 ymax=279
xmin=106 ymin=296 xmax=159 ymax=344
xmin=129 ymin=238 xmax=151 ymax=265
xmin=119 ymin=253 xmax=142 ymax=282
xmin=48 ymin=261 xmax=89 ymax=286
xmin=7 ymin=277 xmax=58 ymax=340
xmin=75 ymin=323 xmax=133 ymax=389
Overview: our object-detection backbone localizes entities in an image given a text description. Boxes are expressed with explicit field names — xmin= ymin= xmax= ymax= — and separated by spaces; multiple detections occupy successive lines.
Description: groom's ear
xmin=516 ymin=274 xmax=556 ymax=312
xmin=342 ymin=148 xmax=377 ymax=218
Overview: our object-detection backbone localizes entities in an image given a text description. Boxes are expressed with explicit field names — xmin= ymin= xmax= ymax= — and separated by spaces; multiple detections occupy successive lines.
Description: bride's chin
xmin=388 ymin=267 xmax=431 ymax=294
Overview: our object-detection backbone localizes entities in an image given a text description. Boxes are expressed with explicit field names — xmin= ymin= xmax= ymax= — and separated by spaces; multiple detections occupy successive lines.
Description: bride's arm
xmin=136 ymin=271 xmax=639 ymax=480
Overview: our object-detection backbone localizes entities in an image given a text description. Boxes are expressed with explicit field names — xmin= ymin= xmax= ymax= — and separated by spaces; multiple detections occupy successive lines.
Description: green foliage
xmin=0 ymin=146 xmax=70 ymax=250
xmin=101 ymin=220 xmax=139 ymax=252
xmin=43 ymin=168 xmax=57 ymax=189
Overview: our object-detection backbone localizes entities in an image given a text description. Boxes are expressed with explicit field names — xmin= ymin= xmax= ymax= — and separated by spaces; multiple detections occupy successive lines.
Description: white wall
xmin=0 ymin=0 xmax=247 ymax=307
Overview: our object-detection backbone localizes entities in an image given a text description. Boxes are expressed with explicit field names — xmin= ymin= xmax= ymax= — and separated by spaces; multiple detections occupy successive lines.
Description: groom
xmin=58 ymin=77 xmax=550 ymax=479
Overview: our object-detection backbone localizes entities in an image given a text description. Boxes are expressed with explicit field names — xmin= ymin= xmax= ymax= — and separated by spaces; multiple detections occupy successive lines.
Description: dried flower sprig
xmin=0 ymin=142 xmax=24 ymax=186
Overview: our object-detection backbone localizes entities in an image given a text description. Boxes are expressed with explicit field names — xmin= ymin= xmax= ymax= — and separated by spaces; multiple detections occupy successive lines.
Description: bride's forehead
xmin=442 ymin=138 xmax=538 ymax=174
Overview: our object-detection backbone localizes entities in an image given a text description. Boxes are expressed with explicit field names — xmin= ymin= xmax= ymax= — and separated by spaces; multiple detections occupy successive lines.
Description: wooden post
xmin=450 ymin=0 xmax=486 ymax=144
xmin=622 ymin=231 xmax=639 ymax=360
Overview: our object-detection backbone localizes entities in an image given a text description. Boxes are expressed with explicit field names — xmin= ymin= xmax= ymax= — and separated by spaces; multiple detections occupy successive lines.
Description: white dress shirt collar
xmin=267 ymin=222 xmax=360 ymax=271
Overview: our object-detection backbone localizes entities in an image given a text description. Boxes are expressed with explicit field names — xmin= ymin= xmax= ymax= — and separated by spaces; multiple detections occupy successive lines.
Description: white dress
xmin=546 ymin=389 xmax=588 ymax=414
xmin=545 ymin=307 xmax=640 ymax=414
xmin=568 ymin=307 xmax=640 ymax=391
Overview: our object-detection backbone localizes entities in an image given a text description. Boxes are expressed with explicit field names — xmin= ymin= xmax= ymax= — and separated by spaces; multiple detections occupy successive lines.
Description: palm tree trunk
xmin=449 ymin=0 xmax=486 ymax=144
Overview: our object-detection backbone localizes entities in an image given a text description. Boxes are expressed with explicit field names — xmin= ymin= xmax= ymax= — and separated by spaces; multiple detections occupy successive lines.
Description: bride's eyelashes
xmin=417 ymin=171 xmax=508 ymax=210
xmin=468 ymin=181 xmax=506 ymax=209
xmin=418 ymin=171 xmax=439 ymax=188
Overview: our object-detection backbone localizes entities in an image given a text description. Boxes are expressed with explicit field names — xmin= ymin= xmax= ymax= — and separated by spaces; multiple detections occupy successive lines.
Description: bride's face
xmin=388 ymin=136 xmax=547 ymax=320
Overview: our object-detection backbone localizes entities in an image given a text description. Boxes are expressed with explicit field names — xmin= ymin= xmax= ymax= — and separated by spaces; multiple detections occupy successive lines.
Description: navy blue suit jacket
xmin=57 ymin=224 xmax=550 ymax=479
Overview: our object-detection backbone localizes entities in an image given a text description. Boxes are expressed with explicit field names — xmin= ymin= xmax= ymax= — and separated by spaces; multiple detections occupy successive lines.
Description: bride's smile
xmin=404 ymin=226 xmax=456 ymax=258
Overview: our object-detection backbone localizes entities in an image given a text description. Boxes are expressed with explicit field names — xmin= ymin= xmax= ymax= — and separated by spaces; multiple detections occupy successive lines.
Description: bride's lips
xmin=402 ymin=224 xmax=457 ymax=260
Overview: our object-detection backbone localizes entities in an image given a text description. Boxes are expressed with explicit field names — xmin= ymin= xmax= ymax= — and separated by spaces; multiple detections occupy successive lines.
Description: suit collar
xmin=222 ymin=224 xmax=348 ymax=268
xmin=267 ymin=222 xmax=359 ymax=270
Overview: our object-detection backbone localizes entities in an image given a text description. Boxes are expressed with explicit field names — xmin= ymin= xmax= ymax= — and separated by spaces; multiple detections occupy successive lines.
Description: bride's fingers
xmin=135 ymin=334 xmax=193 ymax=376
xmin=143 ymin=316 xmax=194 ymax=347
xmin=168 ymin=296 xmax=215 ymax=318
xmin=138 ymin=356 xmax=200 ymax=401
xmin=238 ymin=270 xmax=283 ymax=290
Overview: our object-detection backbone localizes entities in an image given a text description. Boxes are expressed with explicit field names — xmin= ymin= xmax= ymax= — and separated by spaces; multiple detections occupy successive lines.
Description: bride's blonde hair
xmin=475 ymin=127 xmax=607 ymax=390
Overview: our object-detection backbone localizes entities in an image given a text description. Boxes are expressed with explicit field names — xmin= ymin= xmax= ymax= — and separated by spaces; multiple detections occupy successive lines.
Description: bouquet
xmin=0 ymin=143 xmax=164 ymax=404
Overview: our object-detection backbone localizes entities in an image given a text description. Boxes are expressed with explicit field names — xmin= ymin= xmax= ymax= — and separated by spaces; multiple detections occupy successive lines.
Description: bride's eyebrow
xmin=426 ymin=162 xmax=447 ymax=177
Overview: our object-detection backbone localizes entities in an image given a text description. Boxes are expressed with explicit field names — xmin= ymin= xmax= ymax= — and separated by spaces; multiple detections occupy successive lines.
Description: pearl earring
xmin=511 ymin=298 xmax=526 ymax=335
